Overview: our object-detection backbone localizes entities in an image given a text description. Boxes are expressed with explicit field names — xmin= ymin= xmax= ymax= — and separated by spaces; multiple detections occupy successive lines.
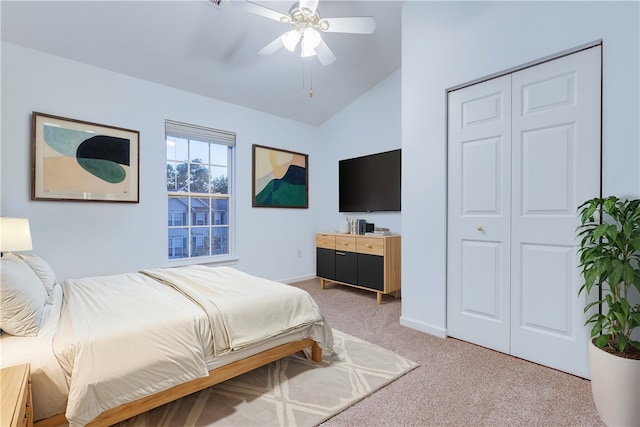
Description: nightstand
xmin=1 ymin=364 xmax=33 ymax=427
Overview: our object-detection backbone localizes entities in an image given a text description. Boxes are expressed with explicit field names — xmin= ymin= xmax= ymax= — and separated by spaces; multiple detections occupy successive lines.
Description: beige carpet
xmin=116 ymin=329 xmax=418 ymax=427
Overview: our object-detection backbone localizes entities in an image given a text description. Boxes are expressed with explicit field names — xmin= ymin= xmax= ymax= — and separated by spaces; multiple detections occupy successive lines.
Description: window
xmin=166 ymin=120 xmax=235 ymax=261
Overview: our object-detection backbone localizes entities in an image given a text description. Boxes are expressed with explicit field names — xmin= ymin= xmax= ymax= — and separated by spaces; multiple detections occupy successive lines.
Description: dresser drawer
xmin=356 ymin=237 xmax=385 ymax=256
xmin=1 ymin=364 xmax=33 ymax=427
xmin=335 ymin=235 xmax=357 ymax=252
xmin=316 ymin=234 xmax=336 ymax=250
xmin=17 ymin=379 xmax=30 ymax=427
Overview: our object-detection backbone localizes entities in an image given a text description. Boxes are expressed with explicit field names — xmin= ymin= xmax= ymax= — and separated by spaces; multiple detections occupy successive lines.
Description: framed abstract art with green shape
xmin=32 ymin=112 xmax=139 ymax=202
xmin=252 ymin=144 xmax=308 ymax=208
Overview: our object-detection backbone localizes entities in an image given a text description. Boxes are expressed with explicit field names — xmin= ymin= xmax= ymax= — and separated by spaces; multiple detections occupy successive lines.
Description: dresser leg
xmin=377 ymin=292 xmax=382 ymax=305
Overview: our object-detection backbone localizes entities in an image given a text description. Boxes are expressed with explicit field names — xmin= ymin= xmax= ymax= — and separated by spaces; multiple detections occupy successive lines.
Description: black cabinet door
xmin=316 ymin=248 xmax=335 ymax=280
xmin=335 ymin=251 xmax=358 ymax=284
xmin=357 ymin=253 xmax=384 ymax=291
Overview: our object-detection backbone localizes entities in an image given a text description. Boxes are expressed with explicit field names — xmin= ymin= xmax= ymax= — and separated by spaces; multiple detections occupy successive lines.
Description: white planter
xmin=588 ymin=340 xmax=640 ymax=427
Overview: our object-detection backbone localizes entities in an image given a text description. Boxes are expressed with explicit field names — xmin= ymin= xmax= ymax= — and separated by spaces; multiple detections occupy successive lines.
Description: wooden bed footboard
xmin=35 ymin=339 xmax=322 ymax=427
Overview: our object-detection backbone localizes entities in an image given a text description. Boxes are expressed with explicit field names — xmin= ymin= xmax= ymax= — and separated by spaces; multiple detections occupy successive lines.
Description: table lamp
xmin=0 ymin=217 xmax=33 ymax=256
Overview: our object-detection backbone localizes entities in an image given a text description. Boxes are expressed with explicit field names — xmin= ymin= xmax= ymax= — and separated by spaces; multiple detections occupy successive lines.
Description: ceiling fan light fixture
xmin=300 ymin=7 xmax=314 ymax=19
xmin=302 ymin=27 xmax=321 ymax=49
xmin=318 ymin=20 xmax=330 ymax=31
xmin=301 ymin=45 xmax=316 ymax=58
xmin=300 ymin=28 xmax=321 ymax=58
xmin=282 ymin=30 xmax=301 ymax=52
xmin=238 ymin=0 xmax=376 ymax=66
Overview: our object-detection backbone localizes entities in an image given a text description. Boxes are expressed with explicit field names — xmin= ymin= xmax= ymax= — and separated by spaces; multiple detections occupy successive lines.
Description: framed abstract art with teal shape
xmin=252 ymin=144 xmax=308 ymax=208
xmin=32 ymin=112 xmax=139 ymax=202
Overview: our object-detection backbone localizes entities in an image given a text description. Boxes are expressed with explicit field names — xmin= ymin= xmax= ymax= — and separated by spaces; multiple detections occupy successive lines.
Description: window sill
xmin=165 ymin=255 xmax=239 ymax=268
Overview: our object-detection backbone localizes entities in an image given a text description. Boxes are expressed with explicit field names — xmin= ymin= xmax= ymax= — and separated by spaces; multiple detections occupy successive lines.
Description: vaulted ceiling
xmin=1 ymin=0 xmax=403 ymax=126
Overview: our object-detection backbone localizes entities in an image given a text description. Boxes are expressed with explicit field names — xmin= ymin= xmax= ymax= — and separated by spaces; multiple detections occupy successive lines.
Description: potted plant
xmin=577 ymin=196 xmax=640 ymax=426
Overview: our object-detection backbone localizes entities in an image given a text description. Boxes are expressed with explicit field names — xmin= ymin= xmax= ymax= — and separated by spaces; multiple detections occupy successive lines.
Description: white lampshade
xmin=303 ymin=28 xmax=321 ymax=49
xmin=301 ymin=28 xmax=321 ymax=57
xmin=0 ymin=217 xmax=33 ymax=252
xmin=281 ymin=30 xmax=301 ymax=52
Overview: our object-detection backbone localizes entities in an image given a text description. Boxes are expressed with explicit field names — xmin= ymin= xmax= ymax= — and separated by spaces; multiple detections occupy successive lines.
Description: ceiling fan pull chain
xmin=309 ymin=61 xmax=314 ymax=97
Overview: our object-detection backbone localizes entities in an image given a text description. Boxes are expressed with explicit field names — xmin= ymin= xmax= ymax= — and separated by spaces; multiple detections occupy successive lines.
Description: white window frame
xmin=166 ymin=120 xmax=236 ymax=265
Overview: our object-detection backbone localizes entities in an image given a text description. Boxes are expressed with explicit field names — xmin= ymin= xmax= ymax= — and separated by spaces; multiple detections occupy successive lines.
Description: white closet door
xmin=447 ymin=46 xmax=601 ymax=379
xmin=447 ymin=75 xmax=512 ymax=353
xmin=510 ymin=46 xmax=601 ymax=378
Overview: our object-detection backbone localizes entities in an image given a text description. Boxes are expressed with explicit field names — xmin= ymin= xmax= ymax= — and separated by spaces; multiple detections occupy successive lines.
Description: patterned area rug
xmin=117 ymin=329 xmax=418 ymax=426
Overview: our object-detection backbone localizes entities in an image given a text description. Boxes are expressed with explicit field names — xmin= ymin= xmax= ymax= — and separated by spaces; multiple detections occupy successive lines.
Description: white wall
xmin=0 ymin=42 xmax=402 ymax=284
xmin=0 ymin=42 xmax=321 ymax=282
xmin=400 ymin=1 xmax=640 ymax=337
xmin=317 ymin=68 xmax=402 ymax=235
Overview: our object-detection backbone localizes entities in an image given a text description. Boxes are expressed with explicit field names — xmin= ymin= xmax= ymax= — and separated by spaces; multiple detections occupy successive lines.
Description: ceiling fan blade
xmin=315 ymin=38 xmax=336 ymax=66
xmin=258 ymin=36 xmax=284 ymax=56
xmin=299 ymin=0 xmax=319 ymax=15
xmin=229 ymin=0 xmax=289 ymax=22
xmin=320 ymin=17 xmax=376 ymax=34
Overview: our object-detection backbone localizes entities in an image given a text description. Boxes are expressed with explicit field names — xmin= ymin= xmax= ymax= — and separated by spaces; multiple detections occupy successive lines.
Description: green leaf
xmin=579 ymin=200 xmax=599 ymax=224
xmin=595 ymin=334 xmax=610 ymax=348
xmin=609 ymin=263 xmax=623 ymax=288
xmin=620 ymin=298 xmax=630 ymax=313
xmin=593 ymin=224 xmax=609 ymax=240
xmin=613 ymin=311 xmax=627 ymax=328
xmin=604 ymin=294 xmax=614 ymax=307
xmin=618 ymin=335 xmax=627 ymax=352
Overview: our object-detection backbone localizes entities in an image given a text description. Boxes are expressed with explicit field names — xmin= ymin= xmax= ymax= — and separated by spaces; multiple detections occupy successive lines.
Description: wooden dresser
xmin=316 ymin=232 xmax=401 ymax=304
xmin=0 ymin=363 xmax=33 ymax=427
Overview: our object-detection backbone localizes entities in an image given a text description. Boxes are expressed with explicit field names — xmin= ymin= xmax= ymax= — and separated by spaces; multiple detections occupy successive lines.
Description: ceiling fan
xmin=230 ymin=0 xmax=376 ymax=65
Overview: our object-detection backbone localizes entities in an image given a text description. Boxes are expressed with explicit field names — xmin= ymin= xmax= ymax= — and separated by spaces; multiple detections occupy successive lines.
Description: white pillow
xmin=0 ymin=253 xmax=48 ymax=336
xmin=17 ymin=253 xmax=57 ymax=296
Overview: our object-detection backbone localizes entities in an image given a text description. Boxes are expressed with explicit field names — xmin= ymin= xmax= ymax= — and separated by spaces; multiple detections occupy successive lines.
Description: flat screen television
xmin=339 ymin=149 xmax=401 ymax=212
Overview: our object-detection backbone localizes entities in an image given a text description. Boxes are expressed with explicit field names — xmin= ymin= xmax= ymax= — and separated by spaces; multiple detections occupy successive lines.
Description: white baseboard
xmin=281 ymin=274 xmax=318 ymax=284
xmin=400 ymin=316 xmax=447 ymax=338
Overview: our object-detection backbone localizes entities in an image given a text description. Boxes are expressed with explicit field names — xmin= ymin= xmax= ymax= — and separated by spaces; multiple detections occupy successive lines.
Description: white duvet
xmin=141 ymin=265 xmax=328 ymax=356
xmin=53 ymin=266 xmax=332 ymax=426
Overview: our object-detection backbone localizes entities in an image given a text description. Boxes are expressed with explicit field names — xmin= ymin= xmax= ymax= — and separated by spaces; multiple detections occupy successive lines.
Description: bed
xmin=0 ymin=253 xmax=334 ymax=427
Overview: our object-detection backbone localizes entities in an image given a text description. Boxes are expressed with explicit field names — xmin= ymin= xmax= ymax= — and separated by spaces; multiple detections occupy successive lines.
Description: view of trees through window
xmin=166 ymin=121 xmax=234 ymax=260
xmin=166 ymin=160 xmax=228 ymax=194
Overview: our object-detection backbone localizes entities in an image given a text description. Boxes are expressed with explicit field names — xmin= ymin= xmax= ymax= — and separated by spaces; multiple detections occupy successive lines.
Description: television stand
xmin=315 ymin=233 xmax=401 ymax=304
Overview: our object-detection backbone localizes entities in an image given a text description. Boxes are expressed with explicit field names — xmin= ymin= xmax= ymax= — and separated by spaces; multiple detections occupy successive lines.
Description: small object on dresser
xmin=338 ymin=216 xmax=350 ymax=234
xmin=357 ymin=219 xmax=367 ymax=235
xmin=349 ymin=218 xmax=366 ymax=234
xmin=366 ymin=227 xmax=391 ymax=236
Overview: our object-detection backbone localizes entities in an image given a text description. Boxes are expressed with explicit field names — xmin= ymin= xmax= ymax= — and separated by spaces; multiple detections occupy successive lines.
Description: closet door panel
xmin=510 ymin=46 xmax=601 ymax=379
xmin=447 ymin=75 xmax=512 ymax=354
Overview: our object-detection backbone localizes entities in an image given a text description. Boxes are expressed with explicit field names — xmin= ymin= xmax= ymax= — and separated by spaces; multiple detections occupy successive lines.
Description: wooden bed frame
xmin=35 ymin=338 xmax=322 ymax=427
